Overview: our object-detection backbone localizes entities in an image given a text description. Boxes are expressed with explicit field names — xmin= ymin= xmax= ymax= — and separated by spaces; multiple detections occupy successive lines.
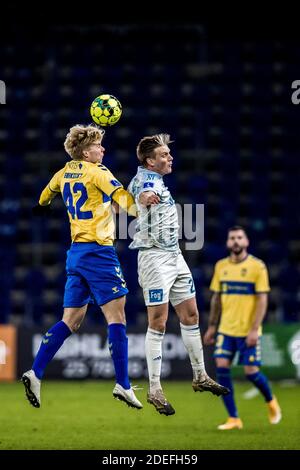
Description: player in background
xmin=128 ymin=134 xmax=229 ymax=416
xmin=22 ymin=124 xmax=143 ymax=410
xmin=204 ymin=226 xmax=282 ymax=430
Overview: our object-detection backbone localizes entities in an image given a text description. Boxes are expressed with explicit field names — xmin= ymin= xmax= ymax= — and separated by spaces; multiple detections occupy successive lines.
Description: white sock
xmin=180 ymin=323 xmax=206 ymax=380
xmin=145 ymin=327 xmax=164 ymax=392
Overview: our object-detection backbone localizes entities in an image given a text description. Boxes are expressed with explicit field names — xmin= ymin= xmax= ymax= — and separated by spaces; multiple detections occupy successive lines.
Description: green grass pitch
xmin=0 ymin=380 xmax=299 ymax=450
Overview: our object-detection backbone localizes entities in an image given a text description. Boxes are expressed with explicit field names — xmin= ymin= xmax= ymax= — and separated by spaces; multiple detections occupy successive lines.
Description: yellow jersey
xmin=39 ymin=160 xmax=132 ymax=246
xmin=210 ymin=254 xmax=270 ymax=337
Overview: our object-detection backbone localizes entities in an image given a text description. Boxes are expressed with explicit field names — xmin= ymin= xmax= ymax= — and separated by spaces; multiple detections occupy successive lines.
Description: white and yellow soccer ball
xmin=90 ymin=94 xmax=122 ymax=126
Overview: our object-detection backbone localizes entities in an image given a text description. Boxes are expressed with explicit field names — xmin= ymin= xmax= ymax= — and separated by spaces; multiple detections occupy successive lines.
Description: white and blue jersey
xmin=128 ymin=166 xmax=179 ymax=251
xmin=128 ymin=166 xmax=195 ymax=307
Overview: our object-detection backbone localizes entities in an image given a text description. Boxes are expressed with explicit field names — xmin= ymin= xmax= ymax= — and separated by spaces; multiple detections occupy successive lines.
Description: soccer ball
xmin=90 ymin=94 xmax=122 ymax=127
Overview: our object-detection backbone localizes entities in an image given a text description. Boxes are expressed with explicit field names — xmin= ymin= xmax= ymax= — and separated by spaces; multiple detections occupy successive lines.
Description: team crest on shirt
xmin=110 ymin=179 xmax=122 ymax=187
xmin=143 ymin=182 xmax=154 ymax=189
xmin=221 ymin=283 xmax=228 ymax=293
xmin=68 ymin=161 xmax=80 ymax=170
xmin=241 ymin=268 xmax=247 ymax=277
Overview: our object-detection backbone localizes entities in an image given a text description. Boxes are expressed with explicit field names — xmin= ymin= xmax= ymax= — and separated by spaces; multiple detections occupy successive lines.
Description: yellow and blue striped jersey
xmin=210 ymin=255 xmax=270 ymax=337
xmin=39 ymin=160 xmax=130 ymax=246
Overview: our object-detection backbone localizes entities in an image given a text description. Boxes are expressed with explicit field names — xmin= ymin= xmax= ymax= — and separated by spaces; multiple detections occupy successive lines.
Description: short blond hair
xmin=137 ymin=133 xmax=173 ymax=165
xmin=64 ymin=124 xmax=105 ymax=160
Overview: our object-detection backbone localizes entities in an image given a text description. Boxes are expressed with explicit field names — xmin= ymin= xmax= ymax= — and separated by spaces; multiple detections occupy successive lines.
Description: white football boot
xmin=21 ymin=369 xmax=41 ymax=408
xmin=113 ymin=383 xmax=143 ymax=409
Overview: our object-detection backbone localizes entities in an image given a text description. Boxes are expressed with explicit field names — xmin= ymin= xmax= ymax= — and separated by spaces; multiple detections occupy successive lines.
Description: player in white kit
xmin=128 ymin=134 xmax=229 ymax=415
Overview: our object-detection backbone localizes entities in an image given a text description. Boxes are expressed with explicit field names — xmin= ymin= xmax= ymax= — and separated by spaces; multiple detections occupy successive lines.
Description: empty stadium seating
xmin=0 ymin=24 xmax=299 ymax=325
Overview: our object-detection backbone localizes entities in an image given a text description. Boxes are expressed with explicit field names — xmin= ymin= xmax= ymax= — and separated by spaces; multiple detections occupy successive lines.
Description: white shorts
xmin=138 ymin=248 xmax=196 ymax=307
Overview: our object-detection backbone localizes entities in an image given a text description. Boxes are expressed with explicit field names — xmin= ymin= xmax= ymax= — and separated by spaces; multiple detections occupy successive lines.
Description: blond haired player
xmin=22 ymin=124 xmax=142 ymax=410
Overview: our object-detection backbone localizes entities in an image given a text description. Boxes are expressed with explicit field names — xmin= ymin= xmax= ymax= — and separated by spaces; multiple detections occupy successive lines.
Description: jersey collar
xmin=137 ymin=166 xmax=163 ymax=179
xmin=228 ymin=254 xmax=249 ymax=264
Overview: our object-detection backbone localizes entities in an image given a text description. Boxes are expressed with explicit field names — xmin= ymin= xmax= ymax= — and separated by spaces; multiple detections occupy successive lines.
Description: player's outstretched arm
xmin=33 ymin=169 xmax=64 ymax=215
xmin=112 ymin=187 xmax=137 ymax=217
xmin=32 ymin=185 xmax=57 ymax=216
xmin=32 ymin=186 xmax=56 ymax=216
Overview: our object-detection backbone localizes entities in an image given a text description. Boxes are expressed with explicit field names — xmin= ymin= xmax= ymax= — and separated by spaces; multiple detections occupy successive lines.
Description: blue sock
xmin=32 ymin=321 xmax=72 ymax=379
xmin=246 ymin=371 xmax=273 ymax=402
xmin=216 ymin=367 xmax=238 ymax=418
xmin=108 ymin=323 xmax=130 ymax=390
